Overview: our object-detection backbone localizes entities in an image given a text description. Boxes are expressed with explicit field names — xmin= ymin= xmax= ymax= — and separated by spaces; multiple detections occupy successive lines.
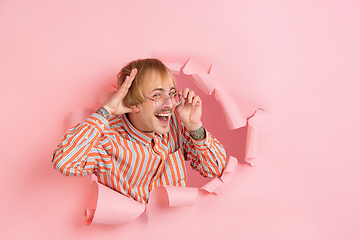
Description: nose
xmin=162 ymin=96 xmax=175 ymax=108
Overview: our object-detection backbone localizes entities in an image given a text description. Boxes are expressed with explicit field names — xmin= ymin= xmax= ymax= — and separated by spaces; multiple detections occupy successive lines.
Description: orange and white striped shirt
xmin=52 ymin=111 xmax=226 ymax=204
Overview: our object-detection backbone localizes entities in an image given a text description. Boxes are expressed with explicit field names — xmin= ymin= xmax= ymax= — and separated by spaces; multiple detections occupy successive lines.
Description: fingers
xmin=192 ymin=95 xmax=201 ymax=106
xmin=103 ymin=69 xmax=138 ymax=116
xmin=129 ymin=68 xmax=138 ymax=80
xmin=180 ymin=88 xmax=201 ymax=106
xmin=121 ymin=68 xmax=137 ymax=90
xmin=119 ymin=68 xmax=137 ymax=95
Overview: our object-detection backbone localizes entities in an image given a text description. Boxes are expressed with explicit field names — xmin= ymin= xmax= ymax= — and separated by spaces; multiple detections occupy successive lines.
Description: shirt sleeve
xmin=181 ymin=125 xmax=227 ymax=178
xmin=52 ymin=113 xmax=112 ymax=176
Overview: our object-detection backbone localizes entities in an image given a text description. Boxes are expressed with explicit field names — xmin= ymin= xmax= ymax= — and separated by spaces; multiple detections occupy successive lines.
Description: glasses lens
xmin=155 ymin=93 xmax=181 ymax=107
xmin=155 ymin=93 xmax=182 ymax=107
xmin=172 ymin=93 xmax=181 ymax=105
xmin=156 ymin=95 xmax=166 ymax=107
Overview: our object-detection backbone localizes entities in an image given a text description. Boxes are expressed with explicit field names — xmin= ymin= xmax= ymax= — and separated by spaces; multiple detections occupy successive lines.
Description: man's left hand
xmin=176 ymin=88 xmax=203 ymax=131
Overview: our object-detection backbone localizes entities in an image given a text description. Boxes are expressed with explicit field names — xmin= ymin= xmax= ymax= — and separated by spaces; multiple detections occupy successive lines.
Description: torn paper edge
xmin=83 ymin=156 xmax=239 ymax=225
xmin=213 ymin=88 xmax=247 ymax=129
xmin=84 ymin=175 xmax=145 ymax=226
xmin=200 ymin=156 xmax=238 ymax=194
xmin=182 ymin=57 xmax=216 ymax=95
xmin=163 ymin=61 xmax=183 ymax=75
xmin=245 ymin=109 xmax=265 ymax=166
xmin=162 ymin=185 xmax=198 ymax=207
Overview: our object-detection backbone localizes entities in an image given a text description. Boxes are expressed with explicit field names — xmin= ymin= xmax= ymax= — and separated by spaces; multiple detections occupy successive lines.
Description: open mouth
xmin=155 ymin=112 xmax=171 ymax=124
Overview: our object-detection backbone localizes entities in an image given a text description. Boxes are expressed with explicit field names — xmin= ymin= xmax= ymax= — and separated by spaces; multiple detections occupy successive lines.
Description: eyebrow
xmin=150 ymin=87 xmax=175 ymax=93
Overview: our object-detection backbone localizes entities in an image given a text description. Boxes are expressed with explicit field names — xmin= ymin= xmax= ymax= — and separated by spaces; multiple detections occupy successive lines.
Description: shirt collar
xmin=122 ymin=113 xmax=155 ymax=145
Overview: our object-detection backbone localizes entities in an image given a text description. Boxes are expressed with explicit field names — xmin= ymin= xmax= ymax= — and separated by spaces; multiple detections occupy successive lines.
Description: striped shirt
xmin=52 ymin=111 xmax=226 ymax=204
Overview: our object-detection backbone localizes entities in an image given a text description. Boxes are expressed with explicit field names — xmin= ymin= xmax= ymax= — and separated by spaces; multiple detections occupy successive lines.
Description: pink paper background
xmin=1 ymin=0 xmax=360 ymax=239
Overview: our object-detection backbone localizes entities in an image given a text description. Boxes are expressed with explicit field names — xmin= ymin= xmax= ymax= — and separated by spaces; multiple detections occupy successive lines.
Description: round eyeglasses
xmin=146 ymin=92 xmax=182 ymax=108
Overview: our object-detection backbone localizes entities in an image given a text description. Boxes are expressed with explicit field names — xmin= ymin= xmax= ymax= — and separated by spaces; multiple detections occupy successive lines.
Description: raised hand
xmin=175 ymin=88 xmax=203 ymax=131
xmin=102 ymin=68 xmax=139 ymax=117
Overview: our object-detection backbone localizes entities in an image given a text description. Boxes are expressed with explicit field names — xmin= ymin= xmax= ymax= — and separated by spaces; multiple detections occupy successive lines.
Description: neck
xmin=125 ymin=113 xmax=152 ymax=133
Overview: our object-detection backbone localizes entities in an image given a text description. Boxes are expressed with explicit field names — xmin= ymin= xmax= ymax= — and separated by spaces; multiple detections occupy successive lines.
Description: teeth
xmin=157 ymin=113 xmax=170 ymax=117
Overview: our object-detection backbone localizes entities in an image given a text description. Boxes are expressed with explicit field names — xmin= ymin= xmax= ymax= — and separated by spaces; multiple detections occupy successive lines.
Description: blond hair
xmin=117 ymin=58 xmax=177 ymax=107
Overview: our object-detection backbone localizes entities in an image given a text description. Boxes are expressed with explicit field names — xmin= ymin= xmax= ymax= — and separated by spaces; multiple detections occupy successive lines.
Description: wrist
xmin=185 ymin=122 xmax=202 ymax=132
xmin=188 ymin=125 xmax=206 ymax=141
xmin=96 ymin=106 xmax=111 ymax=119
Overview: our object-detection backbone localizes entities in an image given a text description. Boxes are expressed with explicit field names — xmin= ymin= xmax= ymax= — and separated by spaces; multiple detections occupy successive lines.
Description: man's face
xmin=128 ymin=70 xmax=176 ymax=135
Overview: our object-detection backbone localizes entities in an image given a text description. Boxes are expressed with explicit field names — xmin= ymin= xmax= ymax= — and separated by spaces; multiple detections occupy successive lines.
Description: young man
xmin=52 ymin=58 xmax=226 ymax=205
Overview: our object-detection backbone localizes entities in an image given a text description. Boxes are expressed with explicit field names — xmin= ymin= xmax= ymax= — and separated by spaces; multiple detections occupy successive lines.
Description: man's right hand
xmin=103 ymin=68 xmax=139 ymax=116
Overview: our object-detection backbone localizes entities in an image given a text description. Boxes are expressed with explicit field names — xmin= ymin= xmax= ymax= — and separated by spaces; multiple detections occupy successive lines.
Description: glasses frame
xmin=146 ymin=92 xmax=182 ymax=108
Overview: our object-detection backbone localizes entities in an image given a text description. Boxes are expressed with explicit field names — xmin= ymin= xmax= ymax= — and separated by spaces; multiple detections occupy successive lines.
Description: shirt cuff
xmin=84 ymin=113 xmax=109 ymax=133
xmin=189 ymin=128 xmax=213 ymax=151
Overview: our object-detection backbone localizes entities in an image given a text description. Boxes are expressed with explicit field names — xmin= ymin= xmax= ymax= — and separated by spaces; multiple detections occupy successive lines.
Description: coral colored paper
xmin=213 ymin=88 xmax=247 ymax=129
xmin=84 ymin=178 xmax=203 ymax=225
xmin=201 ymin=156 xmax=238 ymax=194
xmin=200 ymin=178 xmax=223 ymax=194
xmin=162 ymin=185 xmax=198 ymax=207
xmin=85 ymin=175 xmax=145 ymax=225
xmin=223 ymin=156 xmax=238 ymax=173
xmin=188 ymin=73 xmax=217 ymax=95
xmin=245 ymin=109 xmax=266 ymax=166
xmin=163 ymin=61 xmax=183 ymax=75
xmin=84 ymin=209 xmax=96 ymax=225
xmin=1 ymin=1 xmax=359 ymax=238
xmin=245 ymin=125 xmax=261 ymax=166
xmin=67 ymin=108 xmax=93 ymax=129
xmin=220 ymin=156 xmax=238 ymax=183
xmin=182 ymin=57 xmax=217 ymax=94
xmin=182 ymin=57 xmax=212 ymax=75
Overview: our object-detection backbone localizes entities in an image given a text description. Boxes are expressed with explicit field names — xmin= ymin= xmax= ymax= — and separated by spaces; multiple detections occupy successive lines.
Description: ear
xmin=129 ymin=105 xmax=140 ymax=113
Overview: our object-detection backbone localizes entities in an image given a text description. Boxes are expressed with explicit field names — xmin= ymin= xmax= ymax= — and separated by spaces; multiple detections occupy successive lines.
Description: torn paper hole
xmin=214 ymin=88 xmax=247 ymax=130
xmin=75 ymin=55 xmax=265 ymax=225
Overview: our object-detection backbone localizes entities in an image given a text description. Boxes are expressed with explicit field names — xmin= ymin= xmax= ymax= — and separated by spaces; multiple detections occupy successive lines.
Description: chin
xmin=153 ymin=125 xmax=171 ymax=135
